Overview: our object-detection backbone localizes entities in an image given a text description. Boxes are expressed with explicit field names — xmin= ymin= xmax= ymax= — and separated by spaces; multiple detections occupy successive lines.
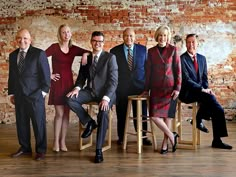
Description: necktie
xmin=127 ymin=48 xmax=133 ymax=71
xmin=193 ymin=55 xmax=198 ymax=73
xmin=18 ymin=51 xmax=25 ymax=73
xmin=91 ymin=55 xmax=98 ymax=79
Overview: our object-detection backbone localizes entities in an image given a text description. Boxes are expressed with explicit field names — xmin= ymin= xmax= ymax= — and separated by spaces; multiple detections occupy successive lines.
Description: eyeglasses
xmin=91 ymin=40 xmax=104 ymax=44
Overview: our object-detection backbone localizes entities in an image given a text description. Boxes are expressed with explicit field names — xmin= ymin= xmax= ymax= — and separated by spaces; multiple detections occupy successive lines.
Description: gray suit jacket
xmin=75 ymin=51 xmax=118 ymax=102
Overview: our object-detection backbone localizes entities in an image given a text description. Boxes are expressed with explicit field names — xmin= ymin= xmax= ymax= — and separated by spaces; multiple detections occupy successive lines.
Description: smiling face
xmin=186 ymin=35 xmax=198 ymax=55
xmin=59 ymin=25 xmax=72 ymax=43
xmin=123 ymin=28 xmax=135 ymax=48
xmin=16 ymin=29 xmax=32 ymax=50
xmin=91 ymin=35 xmax=104 ymax=54
xmin=157 ymin=29 xmax=168 ymax=47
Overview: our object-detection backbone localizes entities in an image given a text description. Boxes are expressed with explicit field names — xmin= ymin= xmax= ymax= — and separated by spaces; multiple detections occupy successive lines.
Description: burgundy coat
xmin=144 ymin=44 xmax=181 ymax=118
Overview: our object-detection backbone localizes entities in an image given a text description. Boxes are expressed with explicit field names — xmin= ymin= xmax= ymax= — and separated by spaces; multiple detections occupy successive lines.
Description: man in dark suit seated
xmin=179 ymin=33 xmax=232 ymax=149
xmin=110 ymin=28 xmax=152 ymax=146
xmin=8 ymin=29 xmax=51 ymax=160
xmin=66 ymin=31 xmax=118 ymax=163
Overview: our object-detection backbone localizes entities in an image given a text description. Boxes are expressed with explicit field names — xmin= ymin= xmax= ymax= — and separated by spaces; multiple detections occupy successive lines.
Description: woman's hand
xmin=171 ymin=90 xmax=179 ymax=100
xmin=139 ymin=91 xmax=149 ymax=97
xmin=81 ymin=52 xmax=90 ymax=66
xmin=51 ymin=73 xmax=60 ymax=81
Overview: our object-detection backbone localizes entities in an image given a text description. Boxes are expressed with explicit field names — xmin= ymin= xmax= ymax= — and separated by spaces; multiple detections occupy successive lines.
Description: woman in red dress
xmin=142 ymin=25 xmax=182 ymax=154
xmin=46 ymin=24 xmax=90 ymax=152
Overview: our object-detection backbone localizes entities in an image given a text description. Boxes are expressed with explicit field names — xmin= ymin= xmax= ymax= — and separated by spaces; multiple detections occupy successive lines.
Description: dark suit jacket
xmin=110 ymin=43 xmax=147 ymax=96
xmin=179 ymin=51 xmax=208 ymax=103
xmin=8 ymin=45 xmax=51 ymax=102
xmin=75 ymin=51 xmax=118 ymax=102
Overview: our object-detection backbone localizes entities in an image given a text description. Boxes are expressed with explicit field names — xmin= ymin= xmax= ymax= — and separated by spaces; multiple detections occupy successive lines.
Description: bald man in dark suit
xmin=8 ymin=29 xmax=51 ymax=160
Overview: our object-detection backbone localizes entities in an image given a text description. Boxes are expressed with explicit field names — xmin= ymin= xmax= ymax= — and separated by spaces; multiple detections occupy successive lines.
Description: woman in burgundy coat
xmin=142 ymin=25 xmax=182 ymax=154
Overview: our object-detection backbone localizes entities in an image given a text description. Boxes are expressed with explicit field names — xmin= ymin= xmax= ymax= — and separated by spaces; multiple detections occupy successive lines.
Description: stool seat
xmin=172 ymin=100 xmax=200 ymax=149
xmin=78 ymin=102 xmax=113 ymax=152
xmin=123 ymin=95 xmax=157 ymax=154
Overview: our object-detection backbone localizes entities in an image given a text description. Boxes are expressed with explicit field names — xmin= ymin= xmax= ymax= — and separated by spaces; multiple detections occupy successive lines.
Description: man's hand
xmin=202 ymin=88 xmax=215 ymax=96
xmin=66 ymin=88 xmax=79 ymax=98
xmin=99 ymin=99 xmax=109 ymax=111
xmin=51 ymin=73 xmax=60 ymax=81
xmin=171 ymin=90 xmax=179 ymax=100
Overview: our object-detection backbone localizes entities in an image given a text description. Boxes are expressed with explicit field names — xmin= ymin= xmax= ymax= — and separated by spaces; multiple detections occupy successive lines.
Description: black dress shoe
xmin=94 ymin=149 xmax=103 ymax=163
xmin=172 ymin=132 xmax=179 ymax=152
xmin=11 ymin=149 xmax=32 ymax=158
xmin=81 ymin=119 xmax=97 ymax=138
xmin=35 ymin=153 xmax=45 ymax=161
xmin=212 ymin=140 xmax=233 ymax=150
xmin=197 ymin=122 xmax=209 ymax=133
xmin=143 ymin=138 xmax=152 ymax=146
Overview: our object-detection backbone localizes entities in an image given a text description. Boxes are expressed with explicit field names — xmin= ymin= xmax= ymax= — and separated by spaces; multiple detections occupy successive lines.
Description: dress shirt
xmin=123 ymin=44 xmax=134 ymax=61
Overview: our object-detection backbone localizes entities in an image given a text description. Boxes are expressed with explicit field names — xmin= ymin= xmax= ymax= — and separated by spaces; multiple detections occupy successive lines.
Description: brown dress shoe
xmin=35 ymin=153 xmax=45 ymax=161
xmin=11 ymin=149 xmax=32 ymax=158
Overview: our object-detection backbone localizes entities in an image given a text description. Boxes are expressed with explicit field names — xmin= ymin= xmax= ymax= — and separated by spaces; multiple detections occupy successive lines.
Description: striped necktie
xmin=92 ymin=55 xmax=98 ymax=78
xmin=127 ymin=48 xmax=133 ymax=71
xmin=18 ymin=51 xmax=25 ymax=73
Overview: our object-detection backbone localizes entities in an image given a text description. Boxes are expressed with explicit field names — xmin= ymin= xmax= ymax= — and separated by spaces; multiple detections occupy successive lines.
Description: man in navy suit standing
xmin=110 ymin=28 xmax=152 ymax=146
xmin=179 ymin=34 xmax=232 ymax=149
xmin=8 ymin=29 xmax=51 ymax=160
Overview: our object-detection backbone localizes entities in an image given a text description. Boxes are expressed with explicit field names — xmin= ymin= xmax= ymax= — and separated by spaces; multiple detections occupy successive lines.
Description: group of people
xmin=7 ymin=24 xmax=232 ymax=163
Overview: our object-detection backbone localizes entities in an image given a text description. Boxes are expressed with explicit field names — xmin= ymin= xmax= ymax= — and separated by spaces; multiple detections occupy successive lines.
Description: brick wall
xmin=0 ymin=0 xmax=235 ymax=123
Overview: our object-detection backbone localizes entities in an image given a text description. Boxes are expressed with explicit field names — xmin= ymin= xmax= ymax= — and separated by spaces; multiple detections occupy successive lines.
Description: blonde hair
xmin=57 ymin=24 xmax=72 ymax=47
xmin=154 ymin=25 xmax=171 ymax=43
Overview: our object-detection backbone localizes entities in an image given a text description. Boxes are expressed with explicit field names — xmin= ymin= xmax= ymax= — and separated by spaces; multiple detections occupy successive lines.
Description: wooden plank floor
xmin=0 ymin=119 xmax=235 ymax=177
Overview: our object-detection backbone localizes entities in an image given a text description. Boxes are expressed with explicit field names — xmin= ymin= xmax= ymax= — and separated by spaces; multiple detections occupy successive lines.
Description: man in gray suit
xmin=66 ymin=31 xmax=118 ymax=163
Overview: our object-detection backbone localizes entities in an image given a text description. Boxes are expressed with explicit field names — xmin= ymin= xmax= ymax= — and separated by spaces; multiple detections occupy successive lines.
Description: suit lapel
xmin=186 ymin=53 xmax=198 ymax=80
xmin=96 ymin=51 xmax=105 ymax=71
xmin=196 ymin=54 xmax=201 ymax=78
xmin=13 ymin=49 xmax=19 ymax=73
xmin=88 ymin=54 xmax=93 ymax=78
xmin=132 ymin=44 xmax=137 ymax=70
xmin=20 ymin=45 xmax=33 ymax=74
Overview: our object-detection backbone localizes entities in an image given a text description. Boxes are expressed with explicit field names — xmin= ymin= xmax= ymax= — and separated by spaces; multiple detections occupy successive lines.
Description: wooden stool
xmin=123 ymin=95 xmax=157 ymax=154
xmin=172 ymin=100 xmax=200 ymax=149
xmin=78 ymin=102 xmax=113 ymax=152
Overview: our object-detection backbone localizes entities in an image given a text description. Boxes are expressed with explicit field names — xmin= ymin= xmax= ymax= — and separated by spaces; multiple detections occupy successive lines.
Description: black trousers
xmin=66 ymin=89 xmax=115 ymax=149
xmin=190 ymin=92 xmax=228 ymax=139
xmin=15 ymin=94 xmax=47 ymax=154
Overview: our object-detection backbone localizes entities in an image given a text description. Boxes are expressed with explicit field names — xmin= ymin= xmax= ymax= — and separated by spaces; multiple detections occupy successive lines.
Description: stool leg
xmin=123 ymin=100 xmax=132 ymax=150
xmin=150 ymin=119 xmax=157 ymax=151
xmin=192 ymin=103 xmax=197 ymax=149
xmin=102 ymin=110 xmax=112 ymax=152
xmin=178 ymin=101 xmax=182 ymax=142
xmin=137 ymin=100 xmax=142 ymax=154
xmin=79 ymin=105 xmax=93 ymax=150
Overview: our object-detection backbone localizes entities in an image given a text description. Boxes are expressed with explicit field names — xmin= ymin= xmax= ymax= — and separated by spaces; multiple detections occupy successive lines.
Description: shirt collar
xmin=93 ymin=50 xmax=102 ymax=60
xmin=20 ymin=46 xmax=30 ymax=53
xmin=123 ymin=44 xmax=134 ymax=51
xmin=187 ymin=52 xmax=196 ymax=61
